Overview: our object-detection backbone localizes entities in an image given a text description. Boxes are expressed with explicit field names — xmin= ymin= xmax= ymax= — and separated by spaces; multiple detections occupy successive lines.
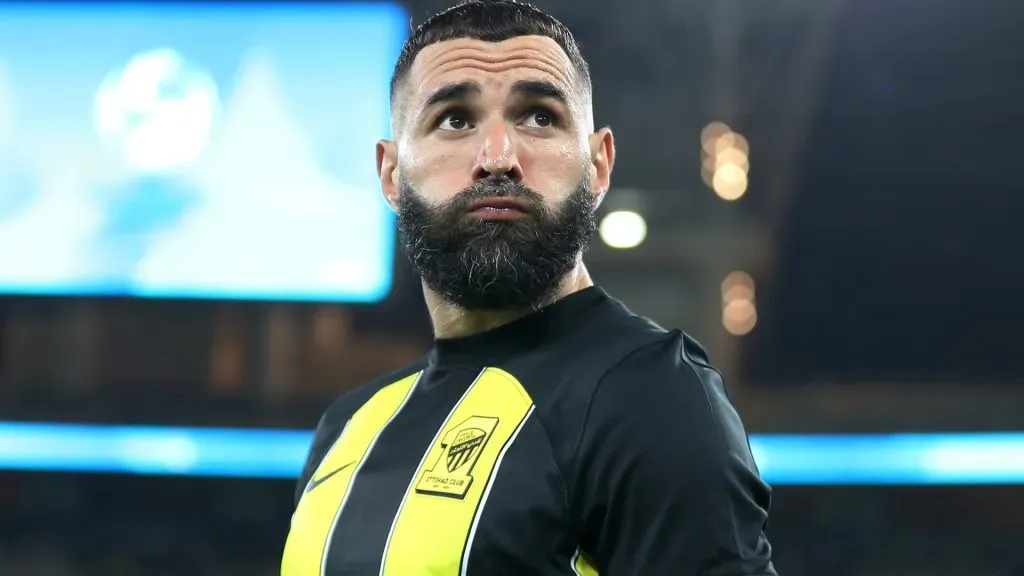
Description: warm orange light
xmin=714 ymin=131 xmax=749 ymax=156
xmin=712 ymin=164 xmax=748 ymax=200
xmin=722 ymin=298 xmax=757 ymax=336
xmin=721 ymin=271 xmax=755 ymax=303
xmin=714 ymin=147 xmax=749 ymax=173
xmin=701 ymin=124 xmax=750 ymax=201
xmin=701 ymin=121 xmax=732 ymax=154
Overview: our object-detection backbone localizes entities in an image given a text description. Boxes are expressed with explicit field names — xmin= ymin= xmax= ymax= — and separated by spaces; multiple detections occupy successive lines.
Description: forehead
xmin=407 ymin=35 xmax=578 ymax=104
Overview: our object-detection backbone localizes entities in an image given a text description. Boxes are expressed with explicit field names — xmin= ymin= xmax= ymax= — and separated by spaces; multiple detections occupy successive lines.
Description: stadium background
xmin=1 ymin=0 xmax=1022 ymax=574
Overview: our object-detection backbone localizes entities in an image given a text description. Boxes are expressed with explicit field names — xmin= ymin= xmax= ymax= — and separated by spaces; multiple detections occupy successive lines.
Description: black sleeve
xmin=572 ymin=332 xmax=777 ymax=576
xmin=294 ymin=404 xmax=351 ymax=506
xmin=293 ymin=362 xmax=429 ymax=506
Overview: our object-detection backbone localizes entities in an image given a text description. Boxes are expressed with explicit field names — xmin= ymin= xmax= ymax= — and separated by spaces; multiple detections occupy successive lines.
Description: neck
xmin=425 ymin=263 xmax=594 ymax=340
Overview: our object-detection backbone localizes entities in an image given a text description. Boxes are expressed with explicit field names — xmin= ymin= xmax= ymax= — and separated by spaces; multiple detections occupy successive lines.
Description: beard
xmin=397 ymin=174 xmax=596 ymax=311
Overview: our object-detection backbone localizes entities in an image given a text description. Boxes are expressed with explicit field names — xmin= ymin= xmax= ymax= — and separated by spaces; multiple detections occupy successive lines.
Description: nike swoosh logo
xmin=305 ymin=460 xmax=356 ymax=494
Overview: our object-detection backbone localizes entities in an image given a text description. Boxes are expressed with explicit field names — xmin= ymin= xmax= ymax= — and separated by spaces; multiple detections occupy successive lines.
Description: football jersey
xmin=281 ymin=287 xmax=776 ymax=576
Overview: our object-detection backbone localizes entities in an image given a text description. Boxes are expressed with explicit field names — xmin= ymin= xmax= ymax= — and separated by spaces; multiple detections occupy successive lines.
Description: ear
xmin=588 ymin=127 xmax=615 ymax=207
xmin=377 ymin=139 xmax=400 ymax=212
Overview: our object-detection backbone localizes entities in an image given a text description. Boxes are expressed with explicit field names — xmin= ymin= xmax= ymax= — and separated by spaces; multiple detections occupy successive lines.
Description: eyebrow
xmin=422 ymin=79 xmax=570 ymax=110
xmin=424 ymin=81 xmax=481 ymax=108
xmin=509 ymin=80 xmax=569 ymax=106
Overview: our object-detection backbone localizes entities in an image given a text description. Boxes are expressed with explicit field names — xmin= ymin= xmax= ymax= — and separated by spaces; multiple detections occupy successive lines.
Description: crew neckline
xmin=429 ymin=286 xmax=610 ymax=365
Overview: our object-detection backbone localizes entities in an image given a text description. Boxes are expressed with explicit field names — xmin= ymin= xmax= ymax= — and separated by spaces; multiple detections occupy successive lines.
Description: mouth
xmin=466 ymin=197 xmax=530 ymax=220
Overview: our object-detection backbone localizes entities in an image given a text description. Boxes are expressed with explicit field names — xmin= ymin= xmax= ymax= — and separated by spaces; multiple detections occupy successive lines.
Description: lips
xmin=467 ymin=197 xmax=528 ymax=212
xmin=466 ymin=197 xmax=531 ymax=221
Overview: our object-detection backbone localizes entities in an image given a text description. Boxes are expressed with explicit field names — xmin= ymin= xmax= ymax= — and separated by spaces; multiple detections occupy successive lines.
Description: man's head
xmin=376 ymin=0 xmax=615 ymax=311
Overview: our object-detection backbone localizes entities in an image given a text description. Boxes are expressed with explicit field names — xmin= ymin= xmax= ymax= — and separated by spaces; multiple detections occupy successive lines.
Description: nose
xmin=472 ymin=120 xmax=524 ymax=182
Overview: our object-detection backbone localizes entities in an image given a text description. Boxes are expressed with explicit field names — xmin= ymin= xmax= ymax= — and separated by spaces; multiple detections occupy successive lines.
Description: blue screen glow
xmin=0 ymin=2 xmax=407 ymax=302
xmin=1 ymin=422 xmax=1023 ymax=485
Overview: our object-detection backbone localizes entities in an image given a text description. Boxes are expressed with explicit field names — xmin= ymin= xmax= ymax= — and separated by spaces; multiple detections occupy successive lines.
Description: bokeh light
xmin=599 ymin=210 xmax=647 ymax=249
xmin=721 ymin=270 xmax=757 ymax=335
xmin=700 ymin=121 xmax=750 ymax=201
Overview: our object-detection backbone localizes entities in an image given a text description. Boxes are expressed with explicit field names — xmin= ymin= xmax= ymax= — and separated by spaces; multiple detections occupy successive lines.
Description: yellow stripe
xmin=281 ymin=372 xmax=420 ymax=576
xmin=380 ymin=367 xmax=534 ymax=576
xmin=573 ymin=549 xmax=600 ymax=576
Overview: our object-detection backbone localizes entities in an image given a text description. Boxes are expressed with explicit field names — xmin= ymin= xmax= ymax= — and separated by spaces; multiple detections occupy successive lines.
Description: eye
xmin=437 ymin=111 xmax=473 ymax=131
xmin=522 ymin=109 xmax=556 ymax=129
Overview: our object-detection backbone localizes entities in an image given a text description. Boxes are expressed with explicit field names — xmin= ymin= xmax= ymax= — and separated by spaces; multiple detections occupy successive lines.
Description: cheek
xmin=400 ymin=146 xmax=474 ymax=202
xmin=521 ymin=140 xmax=588 ymax=196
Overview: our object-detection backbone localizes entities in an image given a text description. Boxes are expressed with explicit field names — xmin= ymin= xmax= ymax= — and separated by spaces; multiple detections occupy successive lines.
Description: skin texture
xmin=377 ymin=35 xmax=615 ymax=338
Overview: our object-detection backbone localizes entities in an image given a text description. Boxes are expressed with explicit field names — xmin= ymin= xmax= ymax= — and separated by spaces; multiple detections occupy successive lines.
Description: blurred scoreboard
xmin=0 ymin=2 xmax=407 ymax=302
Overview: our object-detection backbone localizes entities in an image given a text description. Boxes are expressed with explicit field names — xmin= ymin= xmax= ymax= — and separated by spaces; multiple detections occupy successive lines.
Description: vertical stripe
xmin=571 ymin=548 xmax=600 ymax=576
xmin=377 ymin=369 xmax=487 ymax=576
xmin=459 ymin=405 xmax=534 ymax=576
xmin=380 ymin=367 xmax=534 ymax=576
xmin=281 ymin=372 xmax=421 ymax=576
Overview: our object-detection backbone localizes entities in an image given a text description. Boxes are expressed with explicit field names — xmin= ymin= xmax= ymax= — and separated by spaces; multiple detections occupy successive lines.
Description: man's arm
xmin=572 ymin=332 xmax=777 ymax=576
xmin=292 ymin=362 xmax=430 ymax=506
xmin=294 ymin=405 xmax=351 ymax=506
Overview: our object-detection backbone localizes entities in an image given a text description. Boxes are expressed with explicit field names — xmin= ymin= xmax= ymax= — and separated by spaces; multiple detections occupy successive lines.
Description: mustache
xmin=442 ymin=177 xmax=547 ymax=215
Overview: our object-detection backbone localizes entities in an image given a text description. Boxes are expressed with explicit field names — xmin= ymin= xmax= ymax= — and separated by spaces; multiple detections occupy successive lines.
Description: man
xmin=281 ymin=1 xmax=777 ymax=575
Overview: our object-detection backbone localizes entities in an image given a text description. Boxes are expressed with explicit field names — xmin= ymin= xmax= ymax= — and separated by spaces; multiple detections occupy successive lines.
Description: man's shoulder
xmin=573 ymin=328 xmax=755 ymax=491
xmin=522 ymin=307 xmax=689 ymax=422
xmin=566 ymin=323 xmax=730 ymax=434
xmin=608 ymin=325 xmax=716 ymax=374
xmin=296 ymin=357 xmax=431 ymax=500
xmin=565 ymin=296 xmax=675 ymax=366
xmin=586 ymin=304 xmax=722 ymax=387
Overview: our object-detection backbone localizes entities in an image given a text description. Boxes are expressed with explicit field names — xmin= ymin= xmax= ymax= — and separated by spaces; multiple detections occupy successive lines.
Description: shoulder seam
xmin=527 ymin=411 xmax=572 ymax=513
xmin=676 ymin=335 xmax=733 ymax=466
xmin=567 ymin=330 xmax=682 ymax=504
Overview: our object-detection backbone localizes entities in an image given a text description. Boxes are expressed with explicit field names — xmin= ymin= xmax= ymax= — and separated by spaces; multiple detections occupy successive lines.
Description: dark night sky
xmin=744 ymin=0 xmax=1024 ymax=383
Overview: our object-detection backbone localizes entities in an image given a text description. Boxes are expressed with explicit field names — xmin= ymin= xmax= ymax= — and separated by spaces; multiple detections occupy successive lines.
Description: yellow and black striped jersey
xmin=281 ymin=287 xmax=776 ymax=576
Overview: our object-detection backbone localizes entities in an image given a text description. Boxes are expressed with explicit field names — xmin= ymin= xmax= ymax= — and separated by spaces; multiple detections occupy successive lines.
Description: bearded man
xmin=281 ymin=2 xmax=777 ymax=575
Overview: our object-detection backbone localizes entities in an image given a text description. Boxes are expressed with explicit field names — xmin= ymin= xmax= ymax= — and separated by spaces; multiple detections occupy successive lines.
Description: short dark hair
xmin=389 ymin=0 xmax=591 ymax=105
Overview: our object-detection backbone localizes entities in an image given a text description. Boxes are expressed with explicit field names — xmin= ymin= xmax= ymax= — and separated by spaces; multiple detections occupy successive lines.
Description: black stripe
xmin=323 ymin=365 xmax=482 ymax=575
xmin=457 ymin=406 xmax=534 ymax=576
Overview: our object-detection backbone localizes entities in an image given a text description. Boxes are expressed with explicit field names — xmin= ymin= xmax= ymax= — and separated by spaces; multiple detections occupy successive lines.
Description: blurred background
xmin=0 ymin=0 xmax=1022 ymax=574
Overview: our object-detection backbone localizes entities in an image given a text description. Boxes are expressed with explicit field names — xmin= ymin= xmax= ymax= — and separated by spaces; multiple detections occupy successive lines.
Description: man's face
xmin=379 ymin=35 xmax=615 ymax=311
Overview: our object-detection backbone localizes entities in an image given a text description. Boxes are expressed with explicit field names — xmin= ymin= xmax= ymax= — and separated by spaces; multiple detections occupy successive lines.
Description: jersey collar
xmin=429 ymin=286 xmax=610 ymax=366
